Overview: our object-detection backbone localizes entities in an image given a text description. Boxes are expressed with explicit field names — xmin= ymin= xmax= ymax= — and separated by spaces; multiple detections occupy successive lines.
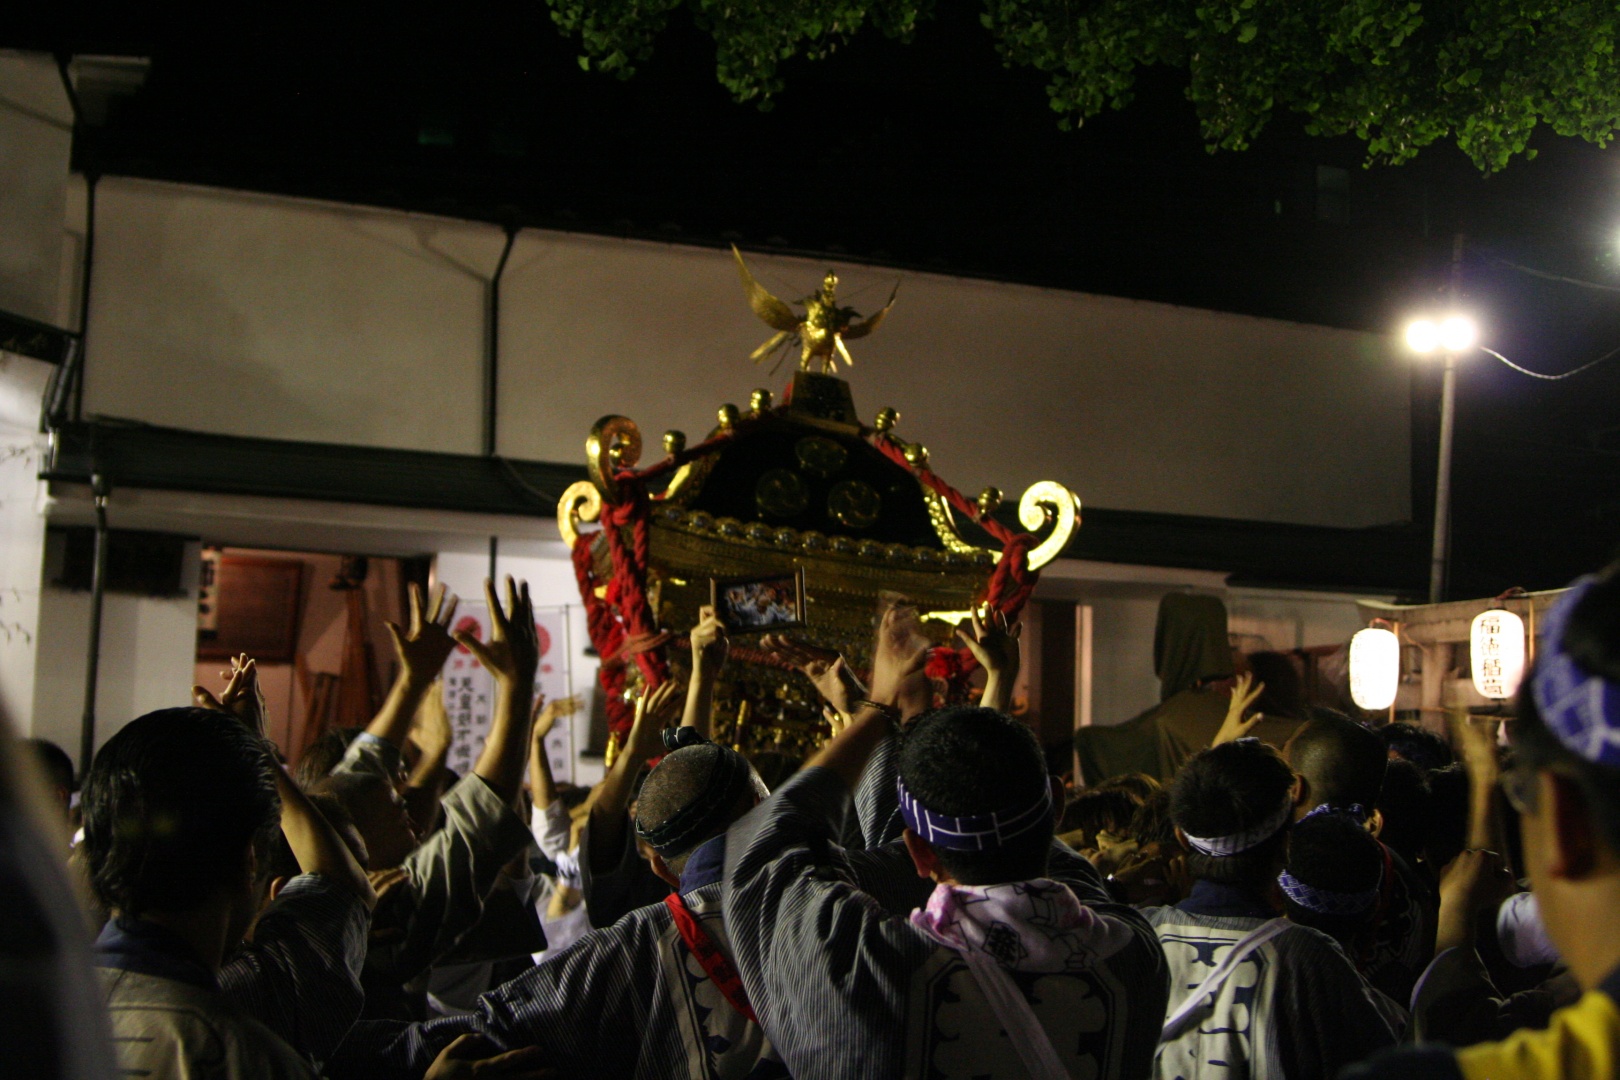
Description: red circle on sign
xmin=452 ymin=615 xmax=483 ymax=654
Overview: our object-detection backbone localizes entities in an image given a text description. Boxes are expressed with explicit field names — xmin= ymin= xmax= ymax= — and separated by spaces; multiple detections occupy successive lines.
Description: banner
xmin=443 ymin=604 xmax=573 ymax=784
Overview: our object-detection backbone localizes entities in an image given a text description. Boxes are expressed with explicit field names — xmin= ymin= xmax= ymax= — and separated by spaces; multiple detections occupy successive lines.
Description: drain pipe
xmin=484 ymin=225 xmax=518 ymax=458
xmin=78 ymin=474 xmax=110 ymax=777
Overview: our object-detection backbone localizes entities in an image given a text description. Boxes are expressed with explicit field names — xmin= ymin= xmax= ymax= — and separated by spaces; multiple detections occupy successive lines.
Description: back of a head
xmin=899 ymin=706 xmax=1053 ymax=885
xmin=24 ymin=738 xmax=75 ymax=795
xmin=1094 ymin=772 xmax=1161 ymax=803
xmin=1171 ymin=740 xmax=1295 ymax=888
xmin=1512 ymin=564 xmax=1620 ymax=858
xmin=1282 ymin=811 xmax=1384 ymax=943
xmin=82 ymin=708 xmax=280 ymax=917
xmin=1378 ymin=721 xmax=1454 ymax=773
xmin=294 ymin=726 xmax=365 ymax=788
xmin=1423 ymin=764 xmax=1470 ymax=870
xmin=1061 ymin=788 xmax=1139 ymax=841
xmin=1376 ymin=757 xmax=1430 ymax=865
xmin=1286 ymin=710 xmax=1387 ymax=815
xmin=636 ymin=743 xmax=757 ymax=873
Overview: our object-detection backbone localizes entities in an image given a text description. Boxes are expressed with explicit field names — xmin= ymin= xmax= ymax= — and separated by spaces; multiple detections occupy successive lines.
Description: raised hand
xmin=424 ymin=1033 xmax=554 ymax=1079
xmin=627 ymin=680 xmax=683 ymax=763
xmin=869 ymin=606 xmax=932 ymax=707
xmin=453 ymin=577 xmax=539 ymax=687
xmin=387 ymin=583 xmax=460 ymax=687
xmin=690 ymin=604 xmax=729 ymax=675
xmin=1212 ymin=672 xmax=1266 ymax=747
xmin=955 ymin=606 xmax=1021 ymax=678
xmin=531 ymin=694 xmax=583 ymax=743
xmin=193 ymin=654 xmax=267 ymax=739
xmin=956 ymin=605 xmax=1022 ymax=712
xmin=760 ymin=634 xmax=867 ymax=716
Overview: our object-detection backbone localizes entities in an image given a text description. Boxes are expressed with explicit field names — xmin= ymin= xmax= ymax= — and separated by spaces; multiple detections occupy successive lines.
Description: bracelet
xmin=855 ymin=699 xmax=902 ymax=724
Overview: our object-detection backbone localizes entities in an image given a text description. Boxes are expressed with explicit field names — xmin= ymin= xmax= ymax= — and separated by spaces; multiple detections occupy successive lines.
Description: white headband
xmin=1182 ymin=795 xmax=1293 ymax=858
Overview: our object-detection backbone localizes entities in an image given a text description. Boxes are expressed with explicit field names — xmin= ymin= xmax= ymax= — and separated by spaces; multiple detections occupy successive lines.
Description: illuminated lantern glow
xmin=1471 ymin=608 xmax=1526 ymax=701
xmin=1349 ymin=627 xmax=1401 ymax=711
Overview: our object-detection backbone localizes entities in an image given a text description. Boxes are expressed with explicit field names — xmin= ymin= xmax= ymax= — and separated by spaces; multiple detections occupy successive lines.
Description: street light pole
xmin=1429 ymin=350 xmax=1457 ymax=604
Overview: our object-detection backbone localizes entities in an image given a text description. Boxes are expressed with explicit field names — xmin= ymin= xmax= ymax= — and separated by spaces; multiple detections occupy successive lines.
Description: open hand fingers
xmin=408 ymin=582 xmax=425 ymax=637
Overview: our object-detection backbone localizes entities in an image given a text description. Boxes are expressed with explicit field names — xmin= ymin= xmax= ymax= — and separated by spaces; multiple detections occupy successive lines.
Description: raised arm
xmin=585 ymin=679 xmax=681 ymax=872
xmin=955 ymin=606 xmax=1022 ymax=714
xmin=370 ymin=584 xmax=460 ymax=749
xmin=759 ymin=633 xmax=867 ymax=720
xmin=682 ymin=605 xmax=728 ymax=736
xmin=194 ymin=658 xmax=375 ymax=907
xmin=1453 ymin=712 xmax=1504 ymax=852
xmin=451 ymin=577 xmax=540 ymax=803
xmin=528 ymin=692 xmax=582 ymax=810
xmin=804 ymin=606 xmax=930 ymax=792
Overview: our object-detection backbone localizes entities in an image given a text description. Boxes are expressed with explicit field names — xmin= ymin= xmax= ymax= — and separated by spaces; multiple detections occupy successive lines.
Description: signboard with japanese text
xmin=443 ymin=604 xmax=573 ymax=783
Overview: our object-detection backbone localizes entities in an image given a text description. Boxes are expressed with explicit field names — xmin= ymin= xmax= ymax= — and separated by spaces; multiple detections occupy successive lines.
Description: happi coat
xmin=724 ymin=765 xmax=1171 ymax=1080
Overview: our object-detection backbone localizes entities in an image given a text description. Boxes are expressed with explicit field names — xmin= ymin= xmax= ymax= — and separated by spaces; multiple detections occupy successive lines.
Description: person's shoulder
xmin=1270 ymin=921 xmax=1362 ymax=967
xmin=103 ymin=971 xmax=315 ymax=1079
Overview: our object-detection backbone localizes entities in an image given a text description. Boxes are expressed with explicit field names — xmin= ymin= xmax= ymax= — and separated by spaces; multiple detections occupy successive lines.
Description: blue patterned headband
xmin=896 ymin=776 xmax=1053 ymax=852
xmin=1278 ymin=868 xmax=1381 ymax=916
xmin=1531 ymin=578 xmax=1620 ymax=768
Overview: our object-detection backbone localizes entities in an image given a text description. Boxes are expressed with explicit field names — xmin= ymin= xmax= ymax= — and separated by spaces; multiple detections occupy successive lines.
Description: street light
xmin=1405 ymin=313 xmax=1478 ymax=604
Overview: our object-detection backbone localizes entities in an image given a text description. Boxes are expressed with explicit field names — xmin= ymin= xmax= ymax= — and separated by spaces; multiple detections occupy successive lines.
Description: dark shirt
xmin=1344 ymin=963 xmax=1620 ymax=1080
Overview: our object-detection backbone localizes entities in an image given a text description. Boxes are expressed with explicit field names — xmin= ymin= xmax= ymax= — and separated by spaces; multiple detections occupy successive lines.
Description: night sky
xmin=19 ymin=2 xmax=1620 ymax=595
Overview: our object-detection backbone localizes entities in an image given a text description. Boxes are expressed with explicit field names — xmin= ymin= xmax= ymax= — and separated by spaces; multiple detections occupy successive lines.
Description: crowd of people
xmin=4 ymin=561 xmax=1620 ymax=1080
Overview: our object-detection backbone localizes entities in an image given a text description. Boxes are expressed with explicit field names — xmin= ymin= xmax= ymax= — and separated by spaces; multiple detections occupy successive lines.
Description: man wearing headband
xmin=1148 ymin=738 xmax=1397 ymax=1079
xmin=725 ymin=607 xmax=1168 ymax=1079
xmin=328 ymin=724 xmax=786 ymax=1078
xmin=1284 ymin=709 xmax=1437 ymax=1007
xmin=1351 ymin=565 xmax=1620 ymax=1080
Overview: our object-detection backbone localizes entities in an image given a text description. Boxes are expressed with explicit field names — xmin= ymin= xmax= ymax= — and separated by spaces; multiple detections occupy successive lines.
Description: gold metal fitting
xmin=717 ymin=403 xmax=740 ymax=429
xmin=663 ymin=430 xmax=687 ymax=456
xmin=976 ymin=486 xmax=1003 ymax=519
xmin=749 ymin=388 xmax=773 ymax=413
xmin=874 ymin=407 xmax=899 ymax=433
xmin=902 ymin=441 xmax=929 ymax=467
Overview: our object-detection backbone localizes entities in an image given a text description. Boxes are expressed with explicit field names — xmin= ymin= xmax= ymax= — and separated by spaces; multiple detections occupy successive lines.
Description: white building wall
xmin=0 ymin=353 xmax=53 ymax=733
xmin=0 ymin=51 xmax=72 ymax=326
xmin=31 ymin=541 xmax=202 ymax=768
xmin=73 ymin=177 xmax=1410 ymax=530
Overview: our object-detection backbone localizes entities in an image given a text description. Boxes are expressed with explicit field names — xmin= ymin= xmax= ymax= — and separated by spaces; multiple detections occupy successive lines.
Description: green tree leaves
xmin=541 ymin=0 xmax=1620 ymax=171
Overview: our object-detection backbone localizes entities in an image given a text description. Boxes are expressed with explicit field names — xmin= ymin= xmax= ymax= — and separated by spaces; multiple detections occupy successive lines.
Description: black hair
xmin=1509 ymin=564 xmax=1620 ymax=857
xmin=1375 ymin=757 xmax=1429 ymax=866
xmin=1128 ymin=788 xmax=1179 ymax=848
xmin=81 ymin=708 xmax=281 ymax=916
xmin=635 ymin=745 xmax=755 ymax=872
xmin=310 ymin=770 xmax=393 ymax=833
xmin=1283 ymin=811 xmax=1383 ymax=947
xmin=1060 ymin=788 xmax=1139 ymax=840
xmin=1287 ymin=709 xmax=1388 ymax=813
xmin=1171 ymin=740 xmax=1295 ymax=888
xmin=1423 ymin=764 xmax=1470 ymax=871
xmin=1092 ymin=772 xmax=1162 ymax=803
xmin=294 ymin=726 xmax=366 ymax=788
xmin=1378 ymin=721 xmax=1455 ymax=773
xmin=23 ymin=738 xmax=75 ymax=793
xmin=898 ymin=706 xmax=1054 ymax=886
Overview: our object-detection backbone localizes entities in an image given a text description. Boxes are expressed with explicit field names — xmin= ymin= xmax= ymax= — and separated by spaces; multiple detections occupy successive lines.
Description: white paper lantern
xmin=1349 ymin=627 xmax=1401 ymax=711
xmin=1471 ymin=608 xmax=1526 ymax=701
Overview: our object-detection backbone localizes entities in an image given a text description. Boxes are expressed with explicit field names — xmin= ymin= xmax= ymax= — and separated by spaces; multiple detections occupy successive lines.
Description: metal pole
xmin=78 ymin=475 xmax=110 ymax=777
xmin=1429 ymin=352 xmax=1456 ymax=604
xmin=483 ymin=226 xmax=518 ymax=459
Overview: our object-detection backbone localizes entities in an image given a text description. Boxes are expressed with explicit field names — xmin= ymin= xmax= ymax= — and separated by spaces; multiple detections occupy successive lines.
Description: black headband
xmin=634 ymin=740 xmax=754 ymax=857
